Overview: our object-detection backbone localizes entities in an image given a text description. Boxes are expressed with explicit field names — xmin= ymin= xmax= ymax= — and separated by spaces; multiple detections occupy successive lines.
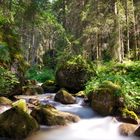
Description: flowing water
xmin=0 ymin=94 xmax=139 ymax=140
xmin=25 ymin=94 xmax=139 ymax=140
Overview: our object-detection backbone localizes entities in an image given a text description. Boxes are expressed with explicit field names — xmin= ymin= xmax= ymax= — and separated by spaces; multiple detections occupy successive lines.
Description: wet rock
xmin=116 ymin=108 xmax=139 ymax=124
xmin=54 ymin=89 xmax=76 ymax=104
xmin=74 ymin=91 xmax=86 ymax=98
xmin=22 ymin=85 xmax=44 ymax=95
xmin=28 ymin=98 xmax=40 ymax=106
xmin=0 ymin=97 xmax=12 ymax=105
xmin=0 ymin=107 xmax=39 ymax=139
xmin=41 ymin=80 xmax=59 ymax=93
xmin=134 ymin=126 xmax=140 ymax=136
xmin=119 ymin=123 xmax=137 ymax=136
xmin=31 ymin=105 xmax=80 ymax=126
xmin=90 ymin=81 xmax=123 ymax=116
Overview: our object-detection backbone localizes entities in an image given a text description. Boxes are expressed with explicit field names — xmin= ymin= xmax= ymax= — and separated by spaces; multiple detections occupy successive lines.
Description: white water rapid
xmin=23 ymin=93 xmax=139 ymax=140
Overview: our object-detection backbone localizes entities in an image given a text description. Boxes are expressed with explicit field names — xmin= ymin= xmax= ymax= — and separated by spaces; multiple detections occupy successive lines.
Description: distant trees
xmin=0 ymin=0 xmax=139 ymax=70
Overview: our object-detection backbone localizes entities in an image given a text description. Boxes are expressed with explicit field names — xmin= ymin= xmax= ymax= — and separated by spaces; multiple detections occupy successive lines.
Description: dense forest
xmin=0 ymin=0 xmax=140 ymax=139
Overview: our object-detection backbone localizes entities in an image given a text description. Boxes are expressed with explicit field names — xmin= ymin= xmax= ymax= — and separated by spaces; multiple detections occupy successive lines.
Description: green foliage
xmin=0 ymin=43 xmax=10 ymax=63
xmin=85 ymin=61 xmax=140 ymax=110
xmin=57 ymin=55 xmax=95 ymax=73
xmin=0 ymin=67 xmax=19 ymax=96
xmin=25 ymin=66 xmax=55 ymax=83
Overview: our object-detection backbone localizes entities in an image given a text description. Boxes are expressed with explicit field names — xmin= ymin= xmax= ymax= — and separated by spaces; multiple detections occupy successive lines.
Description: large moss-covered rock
xmin=41 ymin=80 xmax=59 ymax=93
xmin=54 ymin=89 xmax=76 ymax=104
xmin=56 ymin=56 xmax=94 ymax=92
xmin=90 ymin=81 xmax=123 ymax=116
xmin=119 ymin=123 xmax=137 ymax=136
xmin=31 ymin=105 xmax=80 ymax=126
xmin=0 ymin=97 xmax=12 ymax=105
xmin=0 ymin=107 xmax=39 ymax=139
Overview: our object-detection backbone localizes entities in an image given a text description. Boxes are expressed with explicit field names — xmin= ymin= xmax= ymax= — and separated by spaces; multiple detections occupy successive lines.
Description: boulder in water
xmin=54 ymin=89 xmax=76 ymax=104
xmin=31 ymin=105 xmax=80 ymax=126
xmin=90 ymin=81 xmax=123 ymax=116
xmin=0 ymin=107 xmax=39 ymax=139
xmin=119 ymin=123 xmax=137 ymax=136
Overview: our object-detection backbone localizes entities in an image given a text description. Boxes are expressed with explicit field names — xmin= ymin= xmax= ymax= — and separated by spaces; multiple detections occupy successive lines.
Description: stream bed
xmin=24 ymin=93 xmax=139 ymax=140
xmin=0 ymin=93 xmax=139 ymax=140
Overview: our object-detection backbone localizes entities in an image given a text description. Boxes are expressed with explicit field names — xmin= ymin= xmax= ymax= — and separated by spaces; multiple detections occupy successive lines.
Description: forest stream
xmin=1 ymin=93 xmax=137 ymax=140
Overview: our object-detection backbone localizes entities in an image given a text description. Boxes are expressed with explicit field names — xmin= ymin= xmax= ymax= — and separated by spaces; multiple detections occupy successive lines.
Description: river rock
xmin=119 ymin=123 xmax=137 ymax=136
xmin=0 ymin=97 xmax=12 ymax=105
xmin=54 ymin=89 xmax=76 ymax=104
xmin=74 ymin=91 xmax=86 ymax=98
xmin=90 ymin=81 xmax=123 ymax=116
xmin=0 ymin=107 xmax=39 ymax=139
xmin=116 ymin=108 xmax=139 ymax=124
xmin=22 ymin=85 xmax=44 ymax=95
xmin=55 ymin=58 xmax=93 ymax=92
xmin=41 ymin=80 xmax=59 ymax=93
xmin=134 ymin=126 xmax=140 ymax=136
xmin=31 ymin=105 xmax=80 ymax=126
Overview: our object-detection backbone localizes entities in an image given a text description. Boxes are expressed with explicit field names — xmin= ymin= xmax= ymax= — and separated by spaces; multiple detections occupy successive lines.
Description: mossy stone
xmin=54 ymin=89 xmax=76 ymax=104
xmin=0 ymin=97 xmax=12 ymax=105
xmin=56 ymin=62 xmax=93 ymax=92
xmin=41 ymin=80 xmax=59 ymax=93
xmin=91 ymin=81 xmax=123 ymax=116
xmin=31 ymin=105 xmax=80 ymax=126
xmin=0 ymin=107 xmax=39 ymax=139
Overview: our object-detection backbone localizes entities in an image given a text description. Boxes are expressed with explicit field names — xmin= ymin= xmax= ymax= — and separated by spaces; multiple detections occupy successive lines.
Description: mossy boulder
xmin=117 ymin=108 xmax=139 ymax=124
xmin=54 ymin=89 xmax=76 ymax=104
xmin=74 ymin=91 xmax=86 ymax=98
xmin=0 ymin=107 xmax=39 ymax=139
xmin=41 ymin=80 xmax=59 ymax=93
xmin=0 ymin=97 xmax=12 ymax=105
xmin=55 ymin=57 xmax=94 ymax=92
xmin=31 ymin=105 xmax=80 ymax=126
xmin=119 ymin=123 xmax=137 ymax=136
xmin=90 ymin=81 xmax=123 ymax=116
xmin=22 ymin=85 xmax=44 ymax=95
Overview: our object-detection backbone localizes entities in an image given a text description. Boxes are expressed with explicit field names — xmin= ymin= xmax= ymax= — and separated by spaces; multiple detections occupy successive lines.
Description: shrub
xmin=0 ymin=67 xmax=19 ymax=97
xmin=85 ymin=61 xmax=140 ymax=110
xmin=25 ymin=66 xmax=55 ymax=83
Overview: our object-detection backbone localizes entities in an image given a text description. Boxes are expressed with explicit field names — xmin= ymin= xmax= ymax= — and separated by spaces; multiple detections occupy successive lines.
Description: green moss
xmin=121 ymin=108 xmax=139 ymax=121
xmin=100 ymin=81 xmax=122 ymax=96
xmin=12 ymin=99 xmax=28 ymax=113
xmin=0 ymin=97 xmax=12 ymax=105
xmin=31 ymin=105 xmax=67 ymax=126
xmin=0 ymin=107 xmax=39 ymax=139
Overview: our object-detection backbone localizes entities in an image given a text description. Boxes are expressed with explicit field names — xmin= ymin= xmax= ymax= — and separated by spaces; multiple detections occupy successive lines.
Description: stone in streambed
xmin=0 ymin=107 xmax=39 ymax=139
xmin=119 ymin=123 xmax=137 ymax=136
xmin=54 ymin=89 xmax=76 ymax=104
xmin=31 ymin=105 xmax=80 ymax=126
xmin=116 ymin=108 xmax=139 ymax=124
xmin=90 ymin=81 xmax=123 ymax=116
